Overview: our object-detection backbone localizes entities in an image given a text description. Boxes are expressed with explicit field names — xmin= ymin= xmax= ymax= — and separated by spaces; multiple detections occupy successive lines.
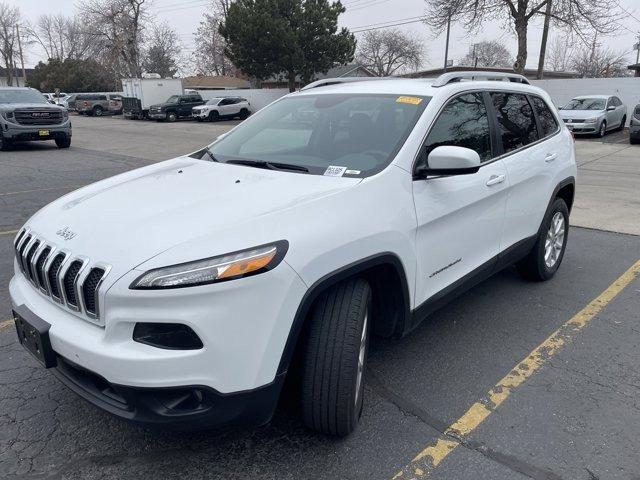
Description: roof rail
xmin=431 ymin=71 xmax=530 ymax=87
xmin=300 ymin=76 xmax=387 ymax=91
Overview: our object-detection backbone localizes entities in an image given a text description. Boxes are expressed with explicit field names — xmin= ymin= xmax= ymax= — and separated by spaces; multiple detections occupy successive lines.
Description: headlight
xmin=62 ymin=110 xmax=69 ymax=121
xmin=1 ymin=111 xmax=15 ymax=121
xmin=131 ymin=241 xmax=288 ymax=289
xmin=584 ymin=118 xmax=598 ymax=124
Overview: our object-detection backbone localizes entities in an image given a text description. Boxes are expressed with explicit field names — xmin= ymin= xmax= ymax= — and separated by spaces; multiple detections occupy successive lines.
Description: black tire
xmin=516 ymin=198 xmax=569 ymax=281
xmin=166 ymin=111 xmax=177 ymax=122
xmin=0 ymin=135 xmax=11 ymax=151
xmin=300 ymin=277 xmax=371 ymax=436
xmin=598 ymin=121 xmax=606 ymax=138
xmin=208 ymin=110 xmax=219 ymax=122
xmin=55 ymin=136 xmax=71 ymax=148
xmin=631 ymin=137 xmax=639 ymax=145
xmin=93 ymin=106 xmax=103 ymax=117
xmin=239 ymin=108 xmax=249 ymax=120
xmin=618 ymin=116 xmax=626 ymax=132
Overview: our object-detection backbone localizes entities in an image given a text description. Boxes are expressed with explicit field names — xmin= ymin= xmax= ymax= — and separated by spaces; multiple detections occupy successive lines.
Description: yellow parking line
xmin=0 ymin=318 xmax=13 ymax=332
xmin=393 ymin=258 xmax=640 ymax=479
xmin=0 ymin=229 xmax=18 ymax=236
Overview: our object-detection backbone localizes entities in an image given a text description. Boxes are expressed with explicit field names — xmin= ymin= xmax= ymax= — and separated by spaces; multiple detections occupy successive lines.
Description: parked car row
xmin=558 ymin=95 xmax=629 ymax=140
xmin=141 ymin=94 xmax=253 ymax=122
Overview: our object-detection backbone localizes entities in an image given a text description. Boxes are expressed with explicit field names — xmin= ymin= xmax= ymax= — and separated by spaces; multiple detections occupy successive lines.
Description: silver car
xmin=558 ymin=95 xmax=627 ymax=137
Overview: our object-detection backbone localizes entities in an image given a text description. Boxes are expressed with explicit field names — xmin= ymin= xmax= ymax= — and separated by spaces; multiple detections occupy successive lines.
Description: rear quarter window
xmin=530 ymin=96 xmax=559 ymax=138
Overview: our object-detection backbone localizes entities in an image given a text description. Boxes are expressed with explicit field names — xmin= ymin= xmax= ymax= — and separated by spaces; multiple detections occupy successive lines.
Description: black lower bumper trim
xmin=52 ymin=355 xmax=285 ymax=430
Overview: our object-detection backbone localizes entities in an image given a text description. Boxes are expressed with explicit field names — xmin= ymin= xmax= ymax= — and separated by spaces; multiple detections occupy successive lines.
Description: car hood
xmin=24 ymin=156 xmax=361 ymax=277
xmin=559 ymin=109 xmax=604 ymax=119
xmin=0 ymin=103 xmax=65 ymax=112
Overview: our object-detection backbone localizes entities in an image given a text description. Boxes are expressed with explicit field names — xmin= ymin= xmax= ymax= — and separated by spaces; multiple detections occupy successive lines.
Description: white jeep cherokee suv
xmin=192 ymin=96 xmax=252 ymax=122
xmin=11 ymin=72 xmax=576 ymax=436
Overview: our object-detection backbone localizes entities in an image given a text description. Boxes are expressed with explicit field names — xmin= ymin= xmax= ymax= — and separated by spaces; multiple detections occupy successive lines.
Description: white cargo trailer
xmin=121 ymin=78 xmax=184 ymax=119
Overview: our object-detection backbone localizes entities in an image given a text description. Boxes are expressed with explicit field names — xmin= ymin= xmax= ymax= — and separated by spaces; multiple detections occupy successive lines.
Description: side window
xmin=98 ymin=95 xmax=107 ymax=101
xmin=491 ymin=92 xmax=538 ymax=153
xmin=423 ymin=92 xmax=492 ymax=163
xmin=530 ymin=96 xmax=558 ymax=138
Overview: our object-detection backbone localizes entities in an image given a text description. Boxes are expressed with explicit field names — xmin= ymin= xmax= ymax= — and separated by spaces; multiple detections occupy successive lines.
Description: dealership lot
xmin=1 ymin=116 xmax=639 ymax=479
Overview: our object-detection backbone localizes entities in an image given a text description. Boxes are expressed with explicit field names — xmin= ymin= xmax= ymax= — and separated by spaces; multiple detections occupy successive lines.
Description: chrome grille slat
xmin=14 ymin=230 xmax=111 ymax=324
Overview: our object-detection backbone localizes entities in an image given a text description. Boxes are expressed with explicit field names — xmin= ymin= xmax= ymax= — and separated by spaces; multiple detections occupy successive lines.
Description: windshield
xmin=205 ymin=93 xmax=429 ymax=177
xmin=0 ymin=89 xmax=49 ymax=104
xmin=561 ymin=98 xmax=606 ymax=111
xmin=206 ymin=99 xmax=222 ymax=105
xmin=166 ymin=95 xmax=179 ymax=103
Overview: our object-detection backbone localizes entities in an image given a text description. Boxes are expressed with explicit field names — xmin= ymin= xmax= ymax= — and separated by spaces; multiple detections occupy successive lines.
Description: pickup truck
xmin=0 ymin=87 xmax=71 ymax=150
xmin=148 ymin=94 xmax=205 ymax=122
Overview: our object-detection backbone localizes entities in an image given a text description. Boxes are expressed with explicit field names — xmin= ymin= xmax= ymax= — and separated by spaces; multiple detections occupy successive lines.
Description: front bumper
xmin=9 ymin=258 xmax=307 ymax=426
xmin=1 ymin=119 xmax=71 ymax=141
xmin=562 ymin=120 xmax=599 ymax=134
xmin=149 ymin=112 xmax=167 ymax=119
xmin=192 ymin=110 xmax=208 ymax=118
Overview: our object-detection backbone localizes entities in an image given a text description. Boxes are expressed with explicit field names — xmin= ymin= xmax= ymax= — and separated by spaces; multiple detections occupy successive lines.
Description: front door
xmin=412 ymin=92 xmax=509 ymax=307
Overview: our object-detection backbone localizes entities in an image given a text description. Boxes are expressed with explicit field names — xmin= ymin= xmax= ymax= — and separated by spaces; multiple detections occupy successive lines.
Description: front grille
xmin=634 ymin=107 xmax=640 ymax=120
xmin=35 ymin=246 xmax=52 ymax=290
xmin=82 ymin=268 xmax=106 ymax=317
xmin=48 ymin=253 xmax=66 ymax=299
xmin=15 ymin=228 xmax=111 ymax=323
xmin=63 ymin=260 xmax=83 ymax=308
xmin=24 ymin=240 xmax=41 ymax=282
xmin=14 ymin=109 xmax=64 ymax=126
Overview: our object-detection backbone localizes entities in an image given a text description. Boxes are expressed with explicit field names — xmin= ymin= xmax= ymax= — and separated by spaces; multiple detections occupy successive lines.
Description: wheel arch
xmin=276 ymin=253 xmax=411 ymax=376
xmin=555 ymin=177 xmax=575 ymax=213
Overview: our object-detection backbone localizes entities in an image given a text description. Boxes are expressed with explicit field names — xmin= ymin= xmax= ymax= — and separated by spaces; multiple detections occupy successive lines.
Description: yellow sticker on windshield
xmin=396 ymin=96 xmax=423 ymax=105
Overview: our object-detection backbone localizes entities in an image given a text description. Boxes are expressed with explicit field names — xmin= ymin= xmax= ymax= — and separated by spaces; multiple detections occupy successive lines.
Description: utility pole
xmin=16 ymin=24 xmax=27 ymax=86
xmin=537 ymin=0 xmax=552 ymax=79
xmin=443 ymin=14 xmax=452 ymax=72
xmin=636 ymin=34 xmax=640 ymax=64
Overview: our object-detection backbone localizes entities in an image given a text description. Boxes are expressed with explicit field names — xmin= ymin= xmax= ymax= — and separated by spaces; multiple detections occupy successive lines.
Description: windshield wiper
xmin=205 ymin=147 xmax=219 ymax=162
xmin=225 ymin=159 xmax=309 ymax=173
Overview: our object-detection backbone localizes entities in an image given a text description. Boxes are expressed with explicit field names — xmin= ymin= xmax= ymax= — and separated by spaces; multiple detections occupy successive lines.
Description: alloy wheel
xmin=544 ymin=212 xmax=565 ymax=268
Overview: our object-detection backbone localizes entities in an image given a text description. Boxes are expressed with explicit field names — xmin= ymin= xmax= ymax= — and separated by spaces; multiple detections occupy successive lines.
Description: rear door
xmin=494 ymin=92 xmax=564 ymax=250
xmin=412 ymin=91 xmax=509 ymax=305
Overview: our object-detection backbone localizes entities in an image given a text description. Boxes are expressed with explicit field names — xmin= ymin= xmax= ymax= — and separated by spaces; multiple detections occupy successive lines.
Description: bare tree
xmin=545 ymin=33 xmax=574 ymax=71
xmin=28 ymin=14 xmax=95 ymax=61
xmin=424 ymin=0 xmax=622 ymax=74
xmin=142 ymin=22 xmax=183 ymax=77
xmin=458 ymin=39 xmax=512 ymax=68
xmin=79 ymin=0 xmax=148 ymax=78
xmin=193 ymin=1 xmax=234 ymax=76
xmin=0 ymin=2 xmax=21 ymax=86
xmin=571 ymin=39 xmax=630 ymax=78
xmin=356 ymin=29 xmax=423 ymax=77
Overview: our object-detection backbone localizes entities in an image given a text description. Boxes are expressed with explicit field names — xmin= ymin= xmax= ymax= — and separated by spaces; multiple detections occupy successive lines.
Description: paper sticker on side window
xmin=396 ymin=96 xmax=423 ymax=105
xmin=324 ymin=166 xmax=347 ymax=177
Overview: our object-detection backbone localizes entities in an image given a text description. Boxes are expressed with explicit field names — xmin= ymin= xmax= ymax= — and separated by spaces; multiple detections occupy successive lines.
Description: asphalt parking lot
xmin=1 ymin=116 xmax=639 ymax=479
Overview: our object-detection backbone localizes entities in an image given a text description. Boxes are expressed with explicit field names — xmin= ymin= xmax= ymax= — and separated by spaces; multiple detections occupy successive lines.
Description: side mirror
xmin=415 ymin=146 xmax=481 ymax=178
xmin=606 ymin=106 xmax=615 ymax=111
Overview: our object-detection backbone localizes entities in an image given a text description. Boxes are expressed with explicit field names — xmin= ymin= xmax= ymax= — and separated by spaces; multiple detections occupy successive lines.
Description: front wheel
xmin=517 ymin=198 xmax=569 ymax=281
xmin=0 ymin=135 xmax=11 ymax=151
xmin=300 ymin=277 xmax=371 ymax=436
xmin=208 ymin=111 xmax=219 ymax=122
xmin=93 ymin=106 xmax=103 ymax=117
xmin=55 ymin=136 xmax=71 ymax=148
xmin=166 ymin=111 xmax=177 ymax=122
xmin=598 ymin=121 xmax=607 ymax=138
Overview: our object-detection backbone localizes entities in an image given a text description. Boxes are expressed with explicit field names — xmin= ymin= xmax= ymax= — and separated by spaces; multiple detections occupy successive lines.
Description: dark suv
xmin=148 ymin=94 xmax=204 ymax=122
xmin=630 ymin=104 xmax=640 ymax=145
xmin=0 ymin=87 xmax=71 ymax=150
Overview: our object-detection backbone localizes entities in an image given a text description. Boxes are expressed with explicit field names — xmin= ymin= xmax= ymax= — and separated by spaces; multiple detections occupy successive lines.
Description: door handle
xmin=545 ymin=153 xmax=558 ymax=163
xmin=485 ymin=174 xmax=506 ymax=186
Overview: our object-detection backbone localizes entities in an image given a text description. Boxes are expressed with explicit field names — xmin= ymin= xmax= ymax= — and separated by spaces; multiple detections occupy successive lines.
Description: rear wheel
xmin=239 ymin=108 xmax=250 ymax=120
xmin=166 ymin=111 xmax=177 ymax=122
xmin=517 ymin=198 xmax=569 ymax=281
xmin=300 ymin=277 xmax=371 ymax=436
xmin=208 ymin=111 xmax=219 ymax=122
xmin=618 ymin=116 xmax=626 ymax=132
xmin=55 ymin=136 xmax=71 ymax=148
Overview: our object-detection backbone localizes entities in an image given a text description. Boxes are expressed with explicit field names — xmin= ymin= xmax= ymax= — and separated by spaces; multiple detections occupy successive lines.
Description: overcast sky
xmin=12 ymin=0 xmax=640 ymax=72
